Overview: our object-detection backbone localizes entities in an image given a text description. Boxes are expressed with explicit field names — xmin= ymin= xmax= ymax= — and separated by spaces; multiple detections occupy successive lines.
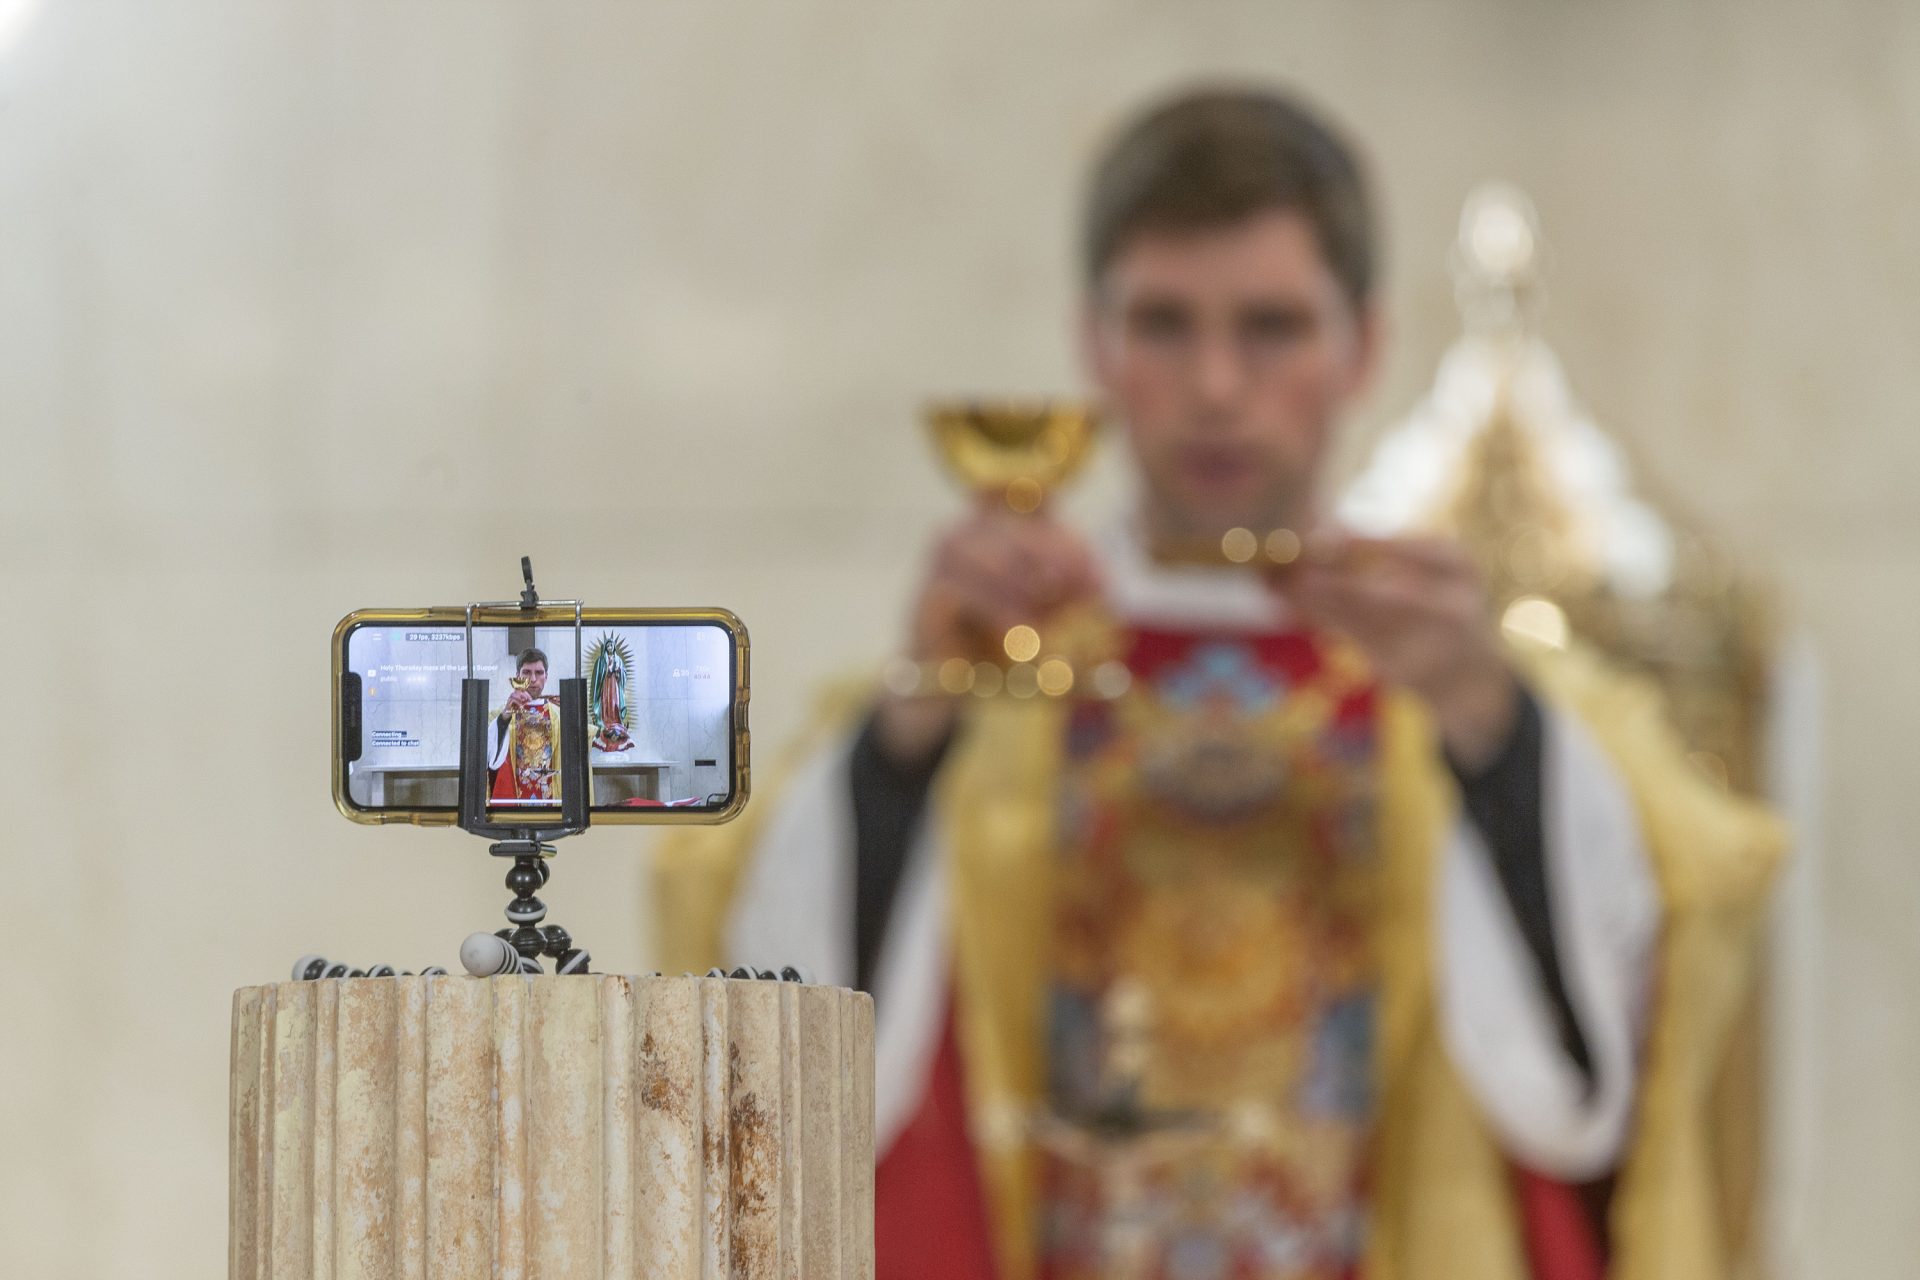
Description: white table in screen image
xmin=355 ymin=759 xmax=676 ymax=808
xmin=589 ymin=752 xmax=678 ymax=804
xmin=355 ymin=764 xmax=460 ymax=808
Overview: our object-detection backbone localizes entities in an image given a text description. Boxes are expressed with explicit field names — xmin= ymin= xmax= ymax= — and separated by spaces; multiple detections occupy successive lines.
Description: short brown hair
xmin=516 ymin=647 xmax=548 ymax=672
xmin=1082 ymin=86 xmax=1377 ymax=305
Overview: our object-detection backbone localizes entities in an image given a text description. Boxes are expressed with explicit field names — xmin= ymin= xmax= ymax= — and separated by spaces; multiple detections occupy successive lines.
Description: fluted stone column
xmin=230 ymin=975 xmax=874 ymax=1279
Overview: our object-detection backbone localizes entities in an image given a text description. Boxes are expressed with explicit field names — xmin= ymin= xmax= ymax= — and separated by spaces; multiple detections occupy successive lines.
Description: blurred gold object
xmin=1003 ymin=624 xmax=1043 ymax=663
xmin=938 ymin=657 xmax=976 ymax=695
xmin=1004 ymin=662 xmax=1041 ymax=699
xmin=925 ymin=399 xmax=1100 ymax=512
xmin=1264 ymin=528 xmax=1303 ymax=565
xmin=1090 ymin=660 xmax=1133 ymax=700
xmin=885 ymin=638 xmax=1122 ymax=703
xmin=1151 ymin=526 xmax=1304 ymax=570
xmin=1037 ymin=657 xmax=1076 ymax=697
xmin=1500 ymin=596 xmax=1570 ymax=651
xmin=971 ymin=662 xmax=1006 ymax=698
xmin=1346 ymin=183 xmax=1775 ymax=794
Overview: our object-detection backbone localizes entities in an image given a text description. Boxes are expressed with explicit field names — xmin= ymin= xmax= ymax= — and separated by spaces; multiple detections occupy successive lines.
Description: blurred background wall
xmin=2 ymin=0 xmax=1914 ymax=1274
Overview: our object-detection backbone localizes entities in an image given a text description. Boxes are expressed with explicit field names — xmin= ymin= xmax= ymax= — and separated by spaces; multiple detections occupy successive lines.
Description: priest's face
xmin=1082 ymin=208 xmax=1379 ymax=539
xmin=518 ymin=660 xmax=547 ymax=697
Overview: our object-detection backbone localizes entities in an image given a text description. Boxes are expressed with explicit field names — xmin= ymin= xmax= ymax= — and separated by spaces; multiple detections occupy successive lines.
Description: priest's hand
xmin=872 ymin=497 xmax=1102 ymax=770
xmin=1275 ymin=533 xmax=1520 ymax=772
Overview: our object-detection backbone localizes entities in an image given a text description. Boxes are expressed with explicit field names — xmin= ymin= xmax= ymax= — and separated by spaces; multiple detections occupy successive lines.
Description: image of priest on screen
xmin=488 ymin=646 xmax=561 ymax=803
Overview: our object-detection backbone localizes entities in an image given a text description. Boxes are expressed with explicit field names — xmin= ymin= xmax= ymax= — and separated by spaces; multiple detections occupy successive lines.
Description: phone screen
xmin=338 ymin=617 xmax=742 ymax=819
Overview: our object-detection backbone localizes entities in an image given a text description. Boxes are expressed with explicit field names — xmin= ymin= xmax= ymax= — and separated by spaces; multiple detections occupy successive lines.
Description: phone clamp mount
xmin=456 ymin=556 xmax=593 ymax=975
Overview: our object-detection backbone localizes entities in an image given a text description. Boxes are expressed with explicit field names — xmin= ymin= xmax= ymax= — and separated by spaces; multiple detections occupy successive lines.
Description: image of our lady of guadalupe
xmin=589 ymin=634 xmax=637 ymax=753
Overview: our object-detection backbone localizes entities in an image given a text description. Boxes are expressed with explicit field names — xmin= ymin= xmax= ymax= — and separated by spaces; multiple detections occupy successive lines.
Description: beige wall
xmin=3 ymin=0 xmax=1915 ymax=1274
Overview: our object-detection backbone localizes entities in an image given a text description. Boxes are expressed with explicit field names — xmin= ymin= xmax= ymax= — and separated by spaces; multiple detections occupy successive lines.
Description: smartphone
xmin=333 ymin=606 xmax=748 ymax=826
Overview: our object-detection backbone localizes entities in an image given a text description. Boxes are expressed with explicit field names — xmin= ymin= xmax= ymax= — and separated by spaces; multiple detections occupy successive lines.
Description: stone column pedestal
xmin=230 ymin=974 xmax=874 ymax=1279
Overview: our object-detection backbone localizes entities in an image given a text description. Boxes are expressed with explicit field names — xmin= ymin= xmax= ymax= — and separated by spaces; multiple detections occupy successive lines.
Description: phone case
xmin=332 ymin=605 xmax=750 ymax=827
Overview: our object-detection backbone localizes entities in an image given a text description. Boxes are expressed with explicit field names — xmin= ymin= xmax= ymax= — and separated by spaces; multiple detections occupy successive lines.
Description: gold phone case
xmin=332 ymin=605 xmax=750 ymax=827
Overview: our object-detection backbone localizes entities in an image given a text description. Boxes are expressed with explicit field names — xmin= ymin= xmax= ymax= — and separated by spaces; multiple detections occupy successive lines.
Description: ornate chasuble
xmin=1039 ymin=626 xmax=1382 ymax=1280
xmin=651 ymin=622 xmax=1786 ymax=1280
xmin=492 ymin=697 xmax=561 ymax=802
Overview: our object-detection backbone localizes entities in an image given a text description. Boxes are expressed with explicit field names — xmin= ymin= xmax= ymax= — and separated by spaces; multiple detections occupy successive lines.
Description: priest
xmin=656 ymin=86 xmax=1782 ymax=1280
xmin=488 ymin=646 xmax=562 ymax=804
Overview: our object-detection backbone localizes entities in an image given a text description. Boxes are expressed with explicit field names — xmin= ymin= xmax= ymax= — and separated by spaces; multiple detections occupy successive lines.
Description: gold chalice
xmin=888 ymin=399 xmax=1129 ymax=701
xmin=926 ymin=399 xmax=1100 ymax=515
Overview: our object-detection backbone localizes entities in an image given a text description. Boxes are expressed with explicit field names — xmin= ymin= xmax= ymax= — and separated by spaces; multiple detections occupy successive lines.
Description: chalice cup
xmin=902 ymin=399 xmax=1125 ymax=700
xmin=926 ymin=398 xmax=1099 ymax=516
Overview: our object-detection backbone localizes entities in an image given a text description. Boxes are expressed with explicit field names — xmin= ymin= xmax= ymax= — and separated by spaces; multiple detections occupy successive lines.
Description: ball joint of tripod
xmin=497 ymin=853 xmax=589 ymax=973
